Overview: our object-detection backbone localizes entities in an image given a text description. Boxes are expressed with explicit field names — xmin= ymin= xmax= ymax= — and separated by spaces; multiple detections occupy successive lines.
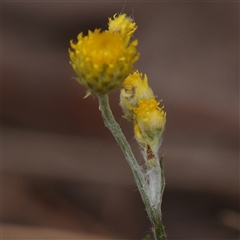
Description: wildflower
xmin=69 ymin=16 xmax=139 ymax=95
xmin=108 ymin=13 xmax=137 ymax=45
xmin=120 ymin=71 xmax=155 ymax=120
xmin=133 ymin=98 xmax=166 ymax=154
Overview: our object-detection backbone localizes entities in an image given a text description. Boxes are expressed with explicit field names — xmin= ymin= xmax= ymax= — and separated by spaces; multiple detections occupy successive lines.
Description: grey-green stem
xmin=98 ymin=94 xmax=166 ymax=240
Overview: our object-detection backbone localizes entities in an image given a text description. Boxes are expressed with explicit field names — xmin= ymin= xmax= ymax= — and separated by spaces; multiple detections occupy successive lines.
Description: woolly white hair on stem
xmin=146 ymin=167 xmax=162 ymax=208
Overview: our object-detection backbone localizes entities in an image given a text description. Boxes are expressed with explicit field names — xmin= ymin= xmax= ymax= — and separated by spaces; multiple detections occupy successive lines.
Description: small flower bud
xmin=133 ymin=98 xmax=166 ymax=153
xmin=120 ymin=71 xmax=154 ymax=120
xmin=108 ymin=13 xmax=137 ymax=45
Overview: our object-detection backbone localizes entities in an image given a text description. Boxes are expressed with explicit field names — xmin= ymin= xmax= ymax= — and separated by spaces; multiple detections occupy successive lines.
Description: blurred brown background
xmin=2 ymin=1 xmax=239 ymax=239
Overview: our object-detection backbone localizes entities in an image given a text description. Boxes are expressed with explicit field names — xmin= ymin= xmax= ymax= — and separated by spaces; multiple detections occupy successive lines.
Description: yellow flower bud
xmin=120 ymin=71 xmax=155 ymax=120
xmin=133 ymin=98 xmax=166 ymax=152
xmin=108 ymin=13 xmax=137 ymax=45
xmin=69 ymin=16 xmax=139 ymax=95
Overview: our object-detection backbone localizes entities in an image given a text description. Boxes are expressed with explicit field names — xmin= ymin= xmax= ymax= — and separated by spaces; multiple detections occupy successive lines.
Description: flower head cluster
xmin=120 ymin=71 xmax=166 ymax=158
xmin=69 ymin=14 xmax=139 ymax=95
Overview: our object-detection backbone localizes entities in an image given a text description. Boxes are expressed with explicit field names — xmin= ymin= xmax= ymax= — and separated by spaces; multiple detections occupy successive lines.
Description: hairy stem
xmin=98 ymin=94 xmax=166 ymax=240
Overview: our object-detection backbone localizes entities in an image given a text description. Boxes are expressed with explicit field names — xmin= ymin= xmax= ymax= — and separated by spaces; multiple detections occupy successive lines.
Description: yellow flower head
xmin=69 ymin=15 xmax=139 ymax=95
xmin=120 ymin=71 xmax=155 ymax=120
xmin=133 ymin=98 xmax=166 ymax=150
xmin=108 ymin=13 xmax=137 ymax=45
